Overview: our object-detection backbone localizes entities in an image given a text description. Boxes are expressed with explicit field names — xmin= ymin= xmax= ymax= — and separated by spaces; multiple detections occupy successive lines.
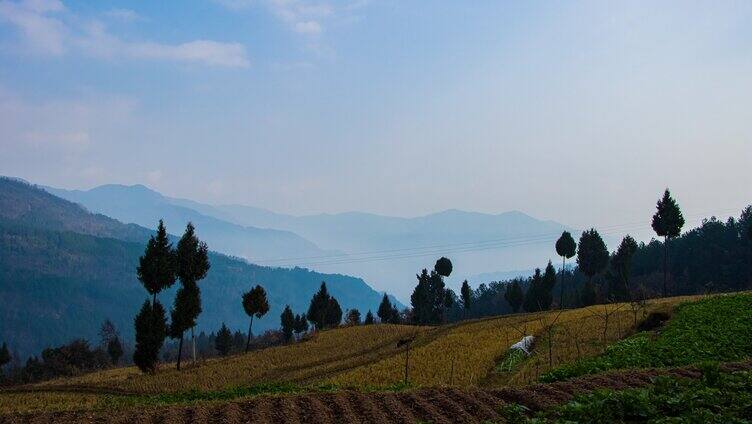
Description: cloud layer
xmin=0 ymin=0 xmax=250 ymax=67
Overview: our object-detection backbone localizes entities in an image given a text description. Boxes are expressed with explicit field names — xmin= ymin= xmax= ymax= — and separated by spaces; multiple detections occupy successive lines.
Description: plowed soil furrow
xmin=400 ymin=391 xmax=453 ymax=424
xmin=241 ymin=396 xmax=271 ymax=423
xmin=447 ymin=388 xmax=502 ymax=421
xmin=420 ymin=390 xmax=477 ymax=424
xmin=320 ymin=392 xmax=362 ymax=424
xmin=7 ymin=361 xmax=752 ymax=424
xmin=151 ymin=407 xmax=185 ymax=424
xmin=346 ymin=391 xmax=391 ymax=424
xmin=274 ymin=396 xmax=302 ymax=424
xmin=373 ymin=392 xmax=417 ymax=424
xmin=181 ymin=406 xmax=207 ymax=424
xmin=295 ymin=394 xmax=334 ymax=424
xmin=212 ymin=401 xmax=242 ymax=424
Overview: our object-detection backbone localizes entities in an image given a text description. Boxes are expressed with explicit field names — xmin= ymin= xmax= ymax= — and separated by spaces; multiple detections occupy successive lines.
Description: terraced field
xmin=1 ymin=293 xmax=732 ymax=422
xmin=5 ymin=361 xmax=751 ymax=423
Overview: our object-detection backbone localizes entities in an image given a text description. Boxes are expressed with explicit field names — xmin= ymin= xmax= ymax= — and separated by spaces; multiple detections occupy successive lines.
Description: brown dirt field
xmin=3 ymin=361 xmax=750 ymax=424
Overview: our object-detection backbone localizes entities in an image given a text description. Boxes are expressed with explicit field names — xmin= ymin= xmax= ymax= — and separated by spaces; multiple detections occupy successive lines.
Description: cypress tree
xmin=346 ymin=309 xmax=362 ymax=326
xmin=523 ymin=268 xmax=544 ymax=312
xmin=504 ymin=281 xmax=524 ymax=313
xmin=137 ymin=220 xmax=177 ymax=306
xmin=577 ymin=229 xmax=609 ymax=305
xmin=325 ymin=297 xmax=343 ymax=328
xmin=380 ymin=294 xmax=394 ymax=323
xmin=242 ymin=285 xmax=269 ymax=352
xmin=0 ymin=342 xmax=10 ymax=371
xmin=293 ymin=314 xmax=309 ymax=340
xmin=133 ymin=300 xmax=167 ymax=373
xmin=460 ymin=280 xmax=472 ymax=319
xmin=652 ymin=189 xmax=685 ymax=297
xmin=555 ymin=231 xmax=577 ymax=308
xmin=608 ymin=235 xmax=638 ymax=302
xmin=174 ymin=222 xmax=210 ymax=368
xmin=307 ymin=282 xmax=341 ymax=329
xmin=364 ymin=310 xmax=374 ymax=325
xmin=134 ymin=220 xmax=175 ymax=374
xmin=280 ymin=306 xmax=295 ymax=342
xmin=169 ymin=281 xmax=200 ymax=369
xmin=107 ymin=337 xmax=123 ymax=365
xmin=214 ymin=323 xmax=232 ymax=356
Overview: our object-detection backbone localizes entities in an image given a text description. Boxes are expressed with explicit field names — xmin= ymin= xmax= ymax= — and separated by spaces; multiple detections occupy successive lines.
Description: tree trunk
xmin=560 ymin=257 xmax=566 ymax=309
xmin=152 ymin=292 xmax=157 ymax=307
xmin=191 ymin=327 xmax=196 ymax=364
xmin=663 ymin=236 xmax=668 ymax=297
xmin=176 ymin=333 xmax=184 ymax=371
xmin=245 ymin=316 xmax=254 ymax=353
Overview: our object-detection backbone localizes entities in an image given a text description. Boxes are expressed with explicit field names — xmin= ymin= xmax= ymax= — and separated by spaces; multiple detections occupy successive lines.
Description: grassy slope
xmin=0 ymin=294 xmax=720 ymax=415
xmin=541 ymin=293 xmax=752 ymax=382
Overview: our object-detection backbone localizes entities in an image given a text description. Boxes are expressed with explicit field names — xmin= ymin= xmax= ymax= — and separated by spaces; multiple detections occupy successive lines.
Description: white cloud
xmin=104 ymin=8 xmax=143 ymax=23
xmin=0 ymin=0 xmax=67 ymax=54
xmin=0 ymin=0 xmax=250 ymax=67
xmin=294 ymin=20 xmax=321 ymax=35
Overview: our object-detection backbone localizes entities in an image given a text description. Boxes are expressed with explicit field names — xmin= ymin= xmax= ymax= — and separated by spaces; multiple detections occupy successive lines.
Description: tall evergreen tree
xmin=107 ymin=337 xmax=123 ymax=365
xmin=280 ymin=306 xmax=295 ymax=342
xmin=410 ymin=269 xmax=448 ymax=324
xmin=242 ymin=285 xmax=269 ymax=352
xmin=652 ymin=189 xmax=685 ymax=297
xmin=607 ymin=235 xmax=639 ymax=302
xmin=133 ymin=300 xmax=167 ymax=373
xmin=169 ymin=282 xmax=201 ymax=369
xmin=377 ymin=293 xmax=398 ymax=324
xmin=326 ymin=297 xmax=343 ymax=328
xmin=0 ymin=342 xmax=10 ymax=371
xmin=137 ymin=220 xmax=177 ymax=306
xmin=214 ymin=323 xmax=232 ymax=356
xmin=504 ymin=281 xmax=524 ymax=313
xmin=364 ymin=310 xmax=374 ymax=325
xmin=555 ymin=231 xmax=577 ymax=308
xmin=174 ymin=222 xmax=210 ymax=367
xmin=460 ymin=280 xmax=472 ymax=318
xmin=293 ymin=314 xmax=309 ymax=340
xmin=306 ymin=282 xmax=342 ymax=329
xmin=346 ymin=309 xmax=362 ymax=326
xmin=523 ymin=268 xmax=544 ymax=312
xmin=134 ymin=220 xmax=175 ymax=374
xmin=577 ymin=229 xmax=609 ymax=305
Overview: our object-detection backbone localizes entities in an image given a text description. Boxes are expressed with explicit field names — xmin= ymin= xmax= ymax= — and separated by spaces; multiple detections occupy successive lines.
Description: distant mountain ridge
xmin=0 ymin=177 xmax=395 ymax=358
xmin=44 ymin=184 xmax=336 ymax=262
xmin=44 ymin=182 xmax=575 ymax=300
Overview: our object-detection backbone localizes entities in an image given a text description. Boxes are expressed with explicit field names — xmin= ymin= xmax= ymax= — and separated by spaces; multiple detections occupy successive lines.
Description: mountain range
xmin=0 ymin=177 xmax=394 ymax=358
xmin=47 ymin=183 xmax=574 ymax=299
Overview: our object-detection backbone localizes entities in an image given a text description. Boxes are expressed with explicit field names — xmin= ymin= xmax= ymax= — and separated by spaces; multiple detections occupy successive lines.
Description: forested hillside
xmin=0 ymin=178 xmax=392 ymax=358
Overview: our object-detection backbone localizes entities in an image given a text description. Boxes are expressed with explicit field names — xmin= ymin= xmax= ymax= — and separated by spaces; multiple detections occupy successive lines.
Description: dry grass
xmin=1 ymin=294 xmax=708 ymax=416
xmin=37 ymin=323 xmax=425 ymax=394
xmin=329 ymin=295 xmax=703 ymax=388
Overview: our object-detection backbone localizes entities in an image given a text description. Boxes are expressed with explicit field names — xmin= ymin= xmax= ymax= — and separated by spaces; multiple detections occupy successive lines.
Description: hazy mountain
xmin=203 ymin=207 xmax=575 ymax=300
xmin=44 ymin=183 xmax=575 ymax=301
xmin=44 ymin=184 xmax=334 ymax=263
xmin=0 ymin=178 xmax=396 ymax=358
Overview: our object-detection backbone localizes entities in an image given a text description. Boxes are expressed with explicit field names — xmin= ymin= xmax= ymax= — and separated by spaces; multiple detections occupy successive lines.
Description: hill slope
xmin=0 ymin=178 xmax=393 ymax=358
xmin=44 ymin=184 xmax=332 ymax=263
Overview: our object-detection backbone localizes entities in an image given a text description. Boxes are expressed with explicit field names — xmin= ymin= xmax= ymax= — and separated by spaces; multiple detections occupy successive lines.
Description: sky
xmin=1 ymin=0 xmax=751 ymax=233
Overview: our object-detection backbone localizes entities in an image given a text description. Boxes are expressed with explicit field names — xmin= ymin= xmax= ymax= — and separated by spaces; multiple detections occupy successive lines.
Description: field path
xmin=3 ymin=361 xmax=750 ymax=423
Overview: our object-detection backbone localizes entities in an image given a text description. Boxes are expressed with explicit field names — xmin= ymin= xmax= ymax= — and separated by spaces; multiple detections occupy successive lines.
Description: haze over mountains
xmin=0 ymin=177 xmax=393 ymax=357
xmin=47 ymin=183 xmax=574 ymax=299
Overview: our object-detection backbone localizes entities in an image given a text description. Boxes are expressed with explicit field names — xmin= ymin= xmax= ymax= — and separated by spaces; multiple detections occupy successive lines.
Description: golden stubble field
xmin=0 ymin=294 xmax=705 ymax=415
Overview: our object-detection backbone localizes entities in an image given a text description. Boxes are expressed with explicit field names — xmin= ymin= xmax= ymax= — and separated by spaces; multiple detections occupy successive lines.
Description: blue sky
xmin=1 ymin=0 xmax=751 ymax=232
